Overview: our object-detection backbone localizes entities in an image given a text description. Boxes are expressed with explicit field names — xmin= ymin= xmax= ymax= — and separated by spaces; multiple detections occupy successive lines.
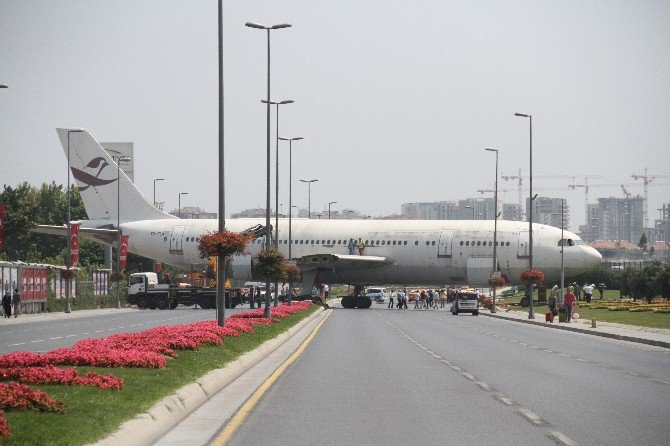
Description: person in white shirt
xmin=582 ymin=283 xmax=594 ymax=303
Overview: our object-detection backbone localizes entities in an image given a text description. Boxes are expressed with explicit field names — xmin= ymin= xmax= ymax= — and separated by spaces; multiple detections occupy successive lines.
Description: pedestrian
xmin=12 ymin=289 xmax=21 ymax=318
xmin=403 ymin=288 xmax=408 ymax=309
xmin=388 ymin=288 xmax=395 ymax=309
xmin=439 ymin=289 xmax=446 ymax=308
xmin=396 ymin=289 xmax=403 ymax=309
xmin=348 ymin=238 xmax=355 ymax=255
xmin=420 ymin=289 xmax=427 ymax=308
xmin=548 ymin=285 xmax=558 ymax=322
xmin=597 ymin=282 xmax=606 ymax=299
xmin=413 ymin=292 xmax=421 ymax=309
xmin=563 ymin=286 xmax=576 ymax=323
xmin=324 ymin=284 xmax=330 ymax=300
xmin=2 ymin=290 xmax=11 ymax=318
xmin=358 ymin=237 xmax=366 ymax=255
xmin=582 ymin=283 xmax=594 ymax=303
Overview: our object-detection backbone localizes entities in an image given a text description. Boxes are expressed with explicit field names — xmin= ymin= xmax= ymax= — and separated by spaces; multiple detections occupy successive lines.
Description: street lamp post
xmin=485 ymin=147 xmax=499 ymax=313
xmin=278 ymin=137 xmax=303 ymax=260
xmin=153 ymin=178 xmax=165 ymax=208
xmin=515 ymin=112 xmax=535 ymax=319
xmin=178 ymin=192 xmax=189 ymax=219
xmin=561 ymin=199 xmax=565 ymax=306
xmin=114 ymin=155 xmax=131 ymax=310
xmin=246 ymin=21 xmax=292 ymax=319
xmin=328 ymin=201 xmax=338 ymax=219
xmin=300 ymin=179 xmax=318 ymax=219
xmin=66 ymin=130 xmax=83 ymax=313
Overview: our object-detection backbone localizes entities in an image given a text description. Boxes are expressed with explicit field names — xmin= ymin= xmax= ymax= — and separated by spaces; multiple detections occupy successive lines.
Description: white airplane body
xmin=39 ymin=129 xmax=602 ymax=288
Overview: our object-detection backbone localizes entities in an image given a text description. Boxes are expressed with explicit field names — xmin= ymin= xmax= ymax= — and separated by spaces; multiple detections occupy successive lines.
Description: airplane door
xmin=517 ymin=230 xmax=529 ymax=258
xmin=437 ymin=230 xmax=455 ymax=258
xmin=169 ymin=226 xmax=187 ymax=255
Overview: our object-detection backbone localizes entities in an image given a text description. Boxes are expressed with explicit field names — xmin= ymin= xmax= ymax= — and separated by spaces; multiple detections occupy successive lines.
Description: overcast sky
xmin=1 ymin=0 xmax=669 ymax=232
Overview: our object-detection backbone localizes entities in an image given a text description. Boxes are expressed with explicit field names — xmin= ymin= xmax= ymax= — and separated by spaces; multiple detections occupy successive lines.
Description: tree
xmin=638 ymin=233 xmax=648 ymax=250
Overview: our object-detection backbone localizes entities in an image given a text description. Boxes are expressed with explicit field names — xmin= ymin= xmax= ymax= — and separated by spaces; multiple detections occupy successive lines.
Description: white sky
xmin=1 ymin=0 xmax=669 ymax=232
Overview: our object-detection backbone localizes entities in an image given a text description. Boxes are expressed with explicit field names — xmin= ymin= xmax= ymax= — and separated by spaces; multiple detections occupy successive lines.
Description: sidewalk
xmin=484 ymin=308 xmax=670 ymax=349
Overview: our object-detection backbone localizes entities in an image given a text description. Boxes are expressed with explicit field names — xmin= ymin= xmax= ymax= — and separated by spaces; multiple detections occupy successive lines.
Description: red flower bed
xmin=0 ymin=382 xmax=64 ymax=413
xmin=198 ymin=230 xmax=251 ymax=258
xmin=0 ymin=366 xmax=123 ymax=390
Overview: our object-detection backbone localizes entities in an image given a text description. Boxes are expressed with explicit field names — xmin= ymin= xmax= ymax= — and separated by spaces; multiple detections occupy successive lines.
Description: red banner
xmin=70 ymin=223 xmax=80 ymax=267
xmin=154 ymin=262 xmax=162 ymax=273
xmin=0 ymin=205 xmax=5 ymax=252
xmin=120 ymin=235 xmax=129 ymax=271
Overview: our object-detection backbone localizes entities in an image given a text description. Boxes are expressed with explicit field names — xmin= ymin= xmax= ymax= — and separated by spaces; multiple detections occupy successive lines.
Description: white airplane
xmin=38 ymin=129 xmax=602 ymax=298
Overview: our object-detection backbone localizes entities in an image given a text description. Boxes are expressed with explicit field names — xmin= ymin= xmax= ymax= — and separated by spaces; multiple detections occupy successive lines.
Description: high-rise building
xmin=581 ymin=197 xmax=644 ymax=243
xmin=525 ymin=197 xmax=570 ymax=229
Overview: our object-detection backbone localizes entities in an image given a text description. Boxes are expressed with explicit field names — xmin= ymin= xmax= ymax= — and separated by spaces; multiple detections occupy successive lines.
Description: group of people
xmin=387 ymin=288 xmax=447 ymax=310
xmin=347 ymin=238 xmax=367 ymax=256
xmin=546 ymin=284 xmax=581 ymax=323
xmin=2 ymin=289 xmax=21 ymax=318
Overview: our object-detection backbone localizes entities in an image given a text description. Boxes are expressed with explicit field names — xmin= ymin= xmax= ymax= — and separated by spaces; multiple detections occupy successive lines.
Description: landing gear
xmin=341 ymin=285 xmax=372 ymax=309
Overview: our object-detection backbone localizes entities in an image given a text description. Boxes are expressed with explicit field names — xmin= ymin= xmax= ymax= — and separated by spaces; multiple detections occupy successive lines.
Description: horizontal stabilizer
xmin=33 ymin=225 xmax=119 ymax=246
xmin=297 ymin=254 xmax=391 ymax=271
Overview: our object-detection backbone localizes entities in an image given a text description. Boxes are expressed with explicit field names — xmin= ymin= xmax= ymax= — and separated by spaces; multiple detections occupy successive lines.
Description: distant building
xmin=231 ymin=208 xmax=268 ymax=219
xmin=589 ymin=240 xmax=643 ymax=260
xmin=651 ymin=203 xmax=669 ymax=244
xmin=525 ymin=197 xmax=570 ymax=229
xmin=170 ymin=206 xmax=217 ymax=219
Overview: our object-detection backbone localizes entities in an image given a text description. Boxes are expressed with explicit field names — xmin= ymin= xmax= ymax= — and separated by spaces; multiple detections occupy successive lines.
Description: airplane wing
xmin=33 ymin=225 xmax=119 ymax=246
xmin=296 ymin=253 xmax=391 ymax=271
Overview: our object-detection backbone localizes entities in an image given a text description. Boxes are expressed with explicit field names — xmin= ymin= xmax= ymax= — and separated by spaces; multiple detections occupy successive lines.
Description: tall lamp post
xmin=66 ymin=129 xmax=83 ymax=313
xmin=113 ymin=155 xmax=131 ymax=309
xmin=561 ymin=199 xmax=565 ymax=305
xmin=328 ymin=201 xmax=338 ymax=219
xmin=278 ymin=136 xmax=303 ymax=260
xmin=515 ymin=112 xmax=535 ymax=319
xmin=178 ymin=192 xmax=189 ymax=218
xmin=153 ymin=178 xmax=165 ymax=208
xmin=485 ymin=147 xmax=499 ymax=313
xmin=300 ymin=179 xmax=318 ymax=219
xmin=246 ymin=21 xmax=292 ymax=319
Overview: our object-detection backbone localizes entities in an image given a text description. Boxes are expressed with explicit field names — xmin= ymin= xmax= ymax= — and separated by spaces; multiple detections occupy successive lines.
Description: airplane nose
xmin=584 ymin=246 xmax=603 ymax=269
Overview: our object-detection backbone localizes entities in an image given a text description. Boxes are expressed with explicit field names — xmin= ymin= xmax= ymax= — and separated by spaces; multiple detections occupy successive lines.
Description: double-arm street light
xmin=246 ymin=21 xmax=292 ymax=318
xmin=300 ymin=179 xmax=318 ymax=218
xmin=328 ymin=201 xmax=338 ymax=219
xmin=153 ymin=178 xmax=165 ymax=208
xmin=261 ymin=99 xmax=294 ymax=251
xmin=114 ymin=154 xmax=131 ymax=309
xmin=485 ymin=147 xmax=499 ymax=313
xmin=278 ymin=136 xmax=303 ymax=260
xmin=515 ymin=112 xmax=534 ymax=319
xmin=178 ymin=192 xmax=189 ymax=219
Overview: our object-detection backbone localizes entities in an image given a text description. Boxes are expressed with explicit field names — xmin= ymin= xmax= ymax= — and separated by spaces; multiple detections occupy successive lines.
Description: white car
xmin=450 ymin=290 xmax=480 ymax=316
xmin=366 ymin=287 xmax=387 ymax=303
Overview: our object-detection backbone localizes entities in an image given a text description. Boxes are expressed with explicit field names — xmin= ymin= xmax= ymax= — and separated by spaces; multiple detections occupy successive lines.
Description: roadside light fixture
xmin=178 ymin=192 xmax=189 ymax=219
xmin=278 ymin=136 xmax=303 ymax=260
xmin=485 ymin=147 xmax=499 ymax=313
xmin=328 ymin=201 xmax=338 ymax=219
xmin=66 ymin=130 xmax=84 ymax=313
xmin=300 ymin=179 xmax=318 ymax=219
xmin=246 ymin=20 xmax=292 ymax=318
xmin=153 ymin=178 xmax=165 ymax=208
xmin=114 ymin=154 xmax=131 ymax=310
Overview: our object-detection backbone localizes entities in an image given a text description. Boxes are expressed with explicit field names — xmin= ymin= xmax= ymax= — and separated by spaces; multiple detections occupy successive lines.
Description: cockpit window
xmin=573 ymin=239 xmax=585 ymax=245
xmin=558 ymin=239 xmax=576 ymax=247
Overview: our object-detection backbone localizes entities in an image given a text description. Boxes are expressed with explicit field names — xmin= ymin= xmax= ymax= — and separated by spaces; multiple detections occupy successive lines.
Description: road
xmin=0 ymin=306 xmax=251 ymax=355
xmin=224 ymin=306 xmax=670 ymax=446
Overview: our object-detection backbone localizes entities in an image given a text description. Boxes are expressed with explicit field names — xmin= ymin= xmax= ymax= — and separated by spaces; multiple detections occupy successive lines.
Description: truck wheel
xmin=355 ymin=295 xmax=372 ymax=309
xmin=147 ymin=297 xmax=158 ymax=310
xmin=169 ymin=299 xmax=179 ymax=309
xmin=473 ymin=311 xmax=479 ymax=316
xmin=156 ymin=297 xmax=168 ymax=310
xmin=341 ymin=295 xmax=355 ymax=308
xmin=137 ymin=296 xmax=148 ymax=309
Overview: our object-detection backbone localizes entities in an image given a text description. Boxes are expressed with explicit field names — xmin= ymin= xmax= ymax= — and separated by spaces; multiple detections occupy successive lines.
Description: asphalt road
xmin=226 ymin=306 xmax=670 ymax=446
xmin=0 ymin=306 xmax=253 ymax=355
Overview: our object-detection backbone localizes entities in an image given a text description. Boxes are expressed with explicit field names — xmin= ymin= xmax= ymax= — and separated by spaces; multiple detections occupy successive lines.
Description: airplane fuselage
xmin=123 ymin=218 xmax=601 ymax=287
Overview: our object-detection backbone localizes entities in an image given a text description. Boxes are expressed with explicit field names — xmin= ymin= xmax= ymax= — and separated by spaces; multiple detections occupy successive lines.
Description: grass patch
xmin=1 ymin=305 xmax=318 ymax=445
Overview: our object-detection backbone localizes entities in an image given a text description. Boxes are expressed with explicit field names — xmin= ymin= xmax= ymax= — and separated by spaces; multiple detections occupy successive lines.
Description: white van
xmin=366 ymin=287 xmax=387 ymax=303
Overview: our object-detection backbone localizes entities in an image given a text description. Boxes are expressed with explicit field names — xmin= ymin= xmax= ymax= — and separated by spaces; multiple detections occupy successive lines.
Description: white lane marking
xmin=497 ymin=395 xmax=514 ymax=406
xmin=450 ymin=365 xmax=461 ymax=371
xmin=8 ymin=342 xmax=26 ymax=346
xmin=519 ymin=408 xmax=543 ymax=425
xmin=477 ymin=381 xmax=492 ymax=391
xmin=549 ymin=431 xmax=579 ymax=446
xmin=628 ymin=372 xmax=640 ymax=376
xmin=557 ymin=353 xmax=570 ymax=357
xmin=461 ymin=372 xmax=476 ymax=381
xmin=49 ymin=336 xmax=62 ymax=340
xmin=30 ymin=339 xmax=44 ymax=343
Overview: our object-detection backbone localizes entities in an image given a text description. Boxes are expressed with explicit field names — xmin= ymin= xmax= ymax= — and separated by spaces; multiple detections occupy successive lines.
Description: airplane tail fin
xmin=56 ymin=128 xmax=175 ymax=225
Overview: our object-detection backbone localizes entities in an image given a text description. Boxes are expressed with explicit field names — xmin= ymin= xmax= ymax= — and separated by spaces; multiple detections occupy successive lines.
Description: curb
xmin=90 ymin=306 xmax=326 ymax=446
xmin=482 ymin=312 xmax=670 ymax=349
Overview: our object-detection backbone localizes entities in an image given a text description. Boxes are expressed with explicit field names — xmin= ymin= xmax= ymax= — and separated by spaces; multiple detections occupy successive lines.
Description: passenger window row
xmin=459 ymin=241 xmax=511 ymax=247
xmin=178 ymin=236 xmax=511 ymax=248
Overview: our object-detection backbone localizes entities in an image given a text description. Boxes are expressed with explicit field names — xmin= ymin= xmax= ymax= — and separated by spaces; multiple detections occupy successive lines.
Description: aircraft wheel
xmin=156 ymin=297 xmax=168 ymax=310
xmin=520 ymin=296 xmax=530 ymax=307
xmin=355 ymin=295 xmax=372 ymax=309
xmin=341 ymin=295 xmax=355 ymax=308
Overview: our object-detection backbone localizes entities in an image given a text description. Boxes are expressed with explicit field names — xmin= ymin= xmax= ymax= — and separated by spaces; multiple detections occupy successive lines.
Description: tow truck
xmin=127 ymin=272 xmax=242 ymax=310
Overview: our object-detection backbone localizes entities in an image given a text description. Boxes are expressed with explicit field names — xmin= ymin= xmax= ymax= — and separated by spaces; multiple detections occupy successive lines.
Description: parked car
xmin=450 ymin=290 xmax=480 ymax=316
xmin=366 ymin=287 xmax=387 ymax=303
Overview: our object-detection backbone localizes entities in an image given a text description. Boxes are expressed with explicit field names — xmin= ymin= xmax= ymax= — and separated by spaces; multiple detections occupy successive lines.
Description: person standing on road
xmin=12 ymin=289 xmax=21 ymax=318
xmin=2 ymin=290 xmax=11 ymax=318
xmin=358 ymin=237 xmax=366 ymax=255
xmin=413 ymin=292 xmax=421 ymax=309
xmin=563 ymin=286 xmax=576 ymax=323
xmin=548 ymin=285 xmax=558 ymax=322
xmin=388 ymin=289 xmax=395 ymax=309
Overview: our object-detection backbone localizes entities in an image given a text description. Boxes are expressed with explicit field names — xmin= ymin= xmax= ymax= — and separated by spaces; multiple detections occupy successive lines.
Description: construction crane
xmin=632 ymin=167 xmax=670 ymax=228
xmin=501 ymin=170 xmax=574 ymax=221
xmin=501 ymin=169 xmax=523 ymax=221
xmin=621 ymin=184 xmax=631 ymax=198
